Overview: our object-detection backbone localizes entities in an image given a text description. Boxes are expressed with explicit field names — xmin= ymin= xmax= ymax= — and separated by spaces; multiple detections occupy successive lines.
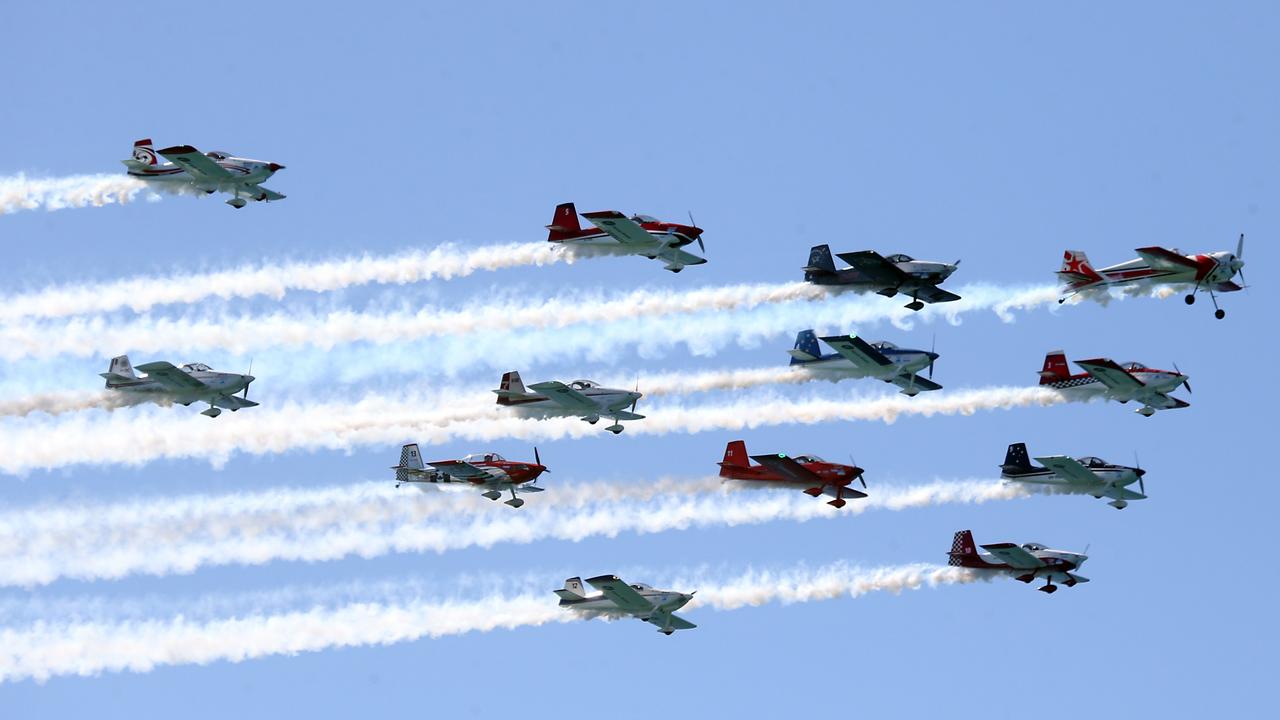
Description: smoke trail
xmin=0 ymin=282 xmax=1048 ymax=361
xmin=0 ymin=174 xmax=161 ymax=214
xmin=0 ymin=478 xmax=1023 ymax=586
xmin=0 ymin=386 xmax=1067 ymax=475
xmin=0 ymin=243 xmax=576 ymax=323
xmin=0 ymin=390 xmax=153 ymax=418
xmin=0 ymin=562 xmax=982 ymax=682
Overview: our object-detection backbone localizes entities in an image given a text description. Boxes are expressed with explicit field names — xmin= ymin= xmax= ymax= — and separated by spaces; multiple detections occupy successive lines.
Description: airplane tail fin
xmin=546 ymin=202 xmax=582 ymax=241
xmin=127 ymin=138 xmax=158 ymax=167
xmin=718 ymin=440 xmax=750 ymax=477
xmin=394 ymin=443 xmax=425 ymax=485
xmin=803 ymin=244 xmax=837 ymax=280
xmin=948 ymin=530 xmax=984 ymax=567
xmin=787 ymin=329 xmax=821 ymax=365
xmin=1038 ymin=350 xmax=1071 ymax=385
xmin=1057 ymin=250 xmax=1102 ymax=286
xmin=99 ymin=355 xmax=138 ymax=387
xmin=1000 ymin=442 xmax=1038 ymax=477
xmin=554 ymin=577 xmax=588 ymax=603
xmin=494 ymin=371 xmax=529 ymax=405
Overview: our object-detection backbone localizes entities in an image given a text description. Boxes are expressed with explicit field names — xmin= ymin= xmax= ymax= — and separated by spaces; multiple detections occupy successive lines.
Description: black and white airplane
xmin=1000 ymin=442 xmax=1148 ymax=509
xmin=803 ymin=244 xmax=961 ymax=310
xmin=948 ymin=530 xmax=1090 ymax=594
xmin=788 ymin=329 xmax=941 ymax=396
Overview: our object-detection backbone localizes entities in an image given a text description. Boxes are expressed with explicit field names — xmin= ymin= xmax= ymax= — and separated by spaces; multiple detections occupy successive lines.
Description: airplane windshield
xmin=569 ymin=380 xmax=597 ymax=390
xmin=181 ymin=363 xmax=211 ymax=372
xmin=871 ymin=341 xmax=898 ymax=350
xmin=206 ymin=151 xmax=231 ymax=160
xmin=885 ymin=253 xmax=914 ymax=263
xmin=1021 ymin=543 xmax=1045 ymax=552
xmin=463 ymin=453 xmax=504 ymax=463
xmin=1122 ymin=362 xmax=1146 ymax=371
xmin=1082 ymin=457 xmax=1105 ymax=467
xmin=632 ymin=214 xmax=659 ymax=223
xmin=794 ymin=455 xmax=824 ymax=463
xmin=630 ymin=584 xmax=652 ymax=591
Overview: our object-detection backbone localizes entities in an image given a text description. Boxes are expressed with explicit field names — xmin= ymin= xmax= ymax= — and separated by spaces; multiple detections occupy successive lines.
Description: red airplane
xmin=546 ymin=202 xmax=707 ymax=272
xmin=717 ymin=440 xmax=867 ymax=508
xmin=391 ymin=444 xmax=548 ymax=508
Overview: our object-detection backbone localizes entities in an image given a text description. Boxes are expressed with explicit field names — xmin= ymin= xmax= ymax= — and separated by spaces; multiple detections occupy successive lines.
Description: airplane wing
xmin=888 ymin=373 xmax=943 ymax=394
xmin=526 ymin=381 xmax=600 ymax=414
xmin=645 ymin=609 xmax=697 ymax=632
xmin=580 ymin=211 xmax=657 ymax=246
xmin=156 ymin=145 xmax=236 ymax=181
xmin=655 ymin=245 xmax=707 ymax=268
xmin=210 ymin=394 xmax=259 ymax=411
xmin=749 ymin=454 xmax=823 ymax=485
xmin=1034 ymin=456 xmax=1101 ymax=485
xmin=424 ymin=460 xmax=490 ymax=480
xmin=909 ymin=284 xmax=962 ymax=304
xmin=1134 ymin=247 xmax=1199 ymax=274
xmin=979 ymin=542 xmax=1046 ymax=570
xmin=835 ymin=251 xmax=909 ymax=285
xmin=817 ymin=334 xmax=893 ymax=369
xmin=1074 ymin=359 xmax=1145 ymax=392
xmin=134 ymin=361 xmax=207 ymax=392
xmin=585 ymin=575 xmax=654 ymax=613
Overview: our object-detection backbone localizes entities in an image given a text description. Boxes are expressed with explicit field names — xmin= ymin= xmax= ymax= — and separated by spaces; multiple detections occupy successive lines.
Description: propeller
xmin=1133 ymin=450 xmax=1144 ymax=496
xmin=1173 ymin=361 xmax=1191 ymax=394
xmin=849 ymin=454 xmax=867 ymax=489
xmin=688 ymin=211 xmax=705 ymax=254
xmin=534 ymin=446 xmax=547 ymax=471
xmin=242 ymin=358 xmax=254 ymax=399
xmin=631 ymin=377 xmax=640 ymax=414
xmin=928 ymin=333 xmax=937 ymax=380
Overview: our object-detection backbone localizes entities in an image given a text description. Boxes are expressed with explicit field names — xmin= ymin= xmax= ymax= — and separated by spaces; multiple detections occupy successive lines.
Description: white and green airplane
xmin=100 ymin=355 xmax=256 ymax=418
xmin=555 ymin=575 xmax=696 ymax=635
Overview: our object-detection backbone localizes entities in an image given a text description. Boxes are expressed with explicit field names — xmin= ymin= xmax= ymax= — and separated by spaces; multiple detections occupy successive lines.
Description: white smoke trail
xmin=0 ymin=478 xmax=1023 ymax=586
xmin=0 ymin=174 xmax=159 ymax=214
xmin=0 ymin=386 xmax=1067 ymax=475
xmin=0 ymin=562 xmax=982 ymax=682
xmin=0 ymin=243 xmax=575 ymax=323
xmin=0 ymin=389 xmax=152 ymax=418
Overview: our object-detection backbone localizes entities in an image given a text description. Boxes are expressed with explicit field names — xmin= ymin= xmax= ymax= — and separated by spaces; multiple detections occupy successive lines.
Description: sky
xmin=1 ymin=1 xmax=1277 ymax=717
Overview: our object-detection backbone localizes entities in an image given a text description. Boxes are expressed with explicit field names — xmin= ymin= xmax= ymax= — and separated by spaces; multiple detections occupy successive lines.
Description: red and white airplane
xmin=717 ymin=440 xmax=867 ymax=508
xmin=948 ymin=530 xmax=1090 ymax=594
xmin=1057 ymin=235 xmax=1246 ymax=318
xmin=1038 ymin=350 xmax=1191 ymax=417
xmin=392 ymin=443 xmax=548 ymax=508
xmin=546 ymin=202 xmax=707 ymax=272
xmin=123 ymin=138 xmax=286 ymax=208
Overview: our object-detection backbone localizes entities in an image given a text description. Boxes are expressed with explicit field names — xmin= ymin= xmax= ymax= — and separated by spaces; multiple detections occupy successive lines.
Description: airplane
xmin=546 ymin=202 xmax=707 ymax=272
xmin=947 ymin=529 xmax=1090 ymax=594
xmin=1000 ymin=442 xmax=1147 ymax=509
xmin=391 ymin=443 xmax=547 ymax=508
xmin=493 ymin=371 xmax=643 ymax=434
xmin=123 ymin=138 xmax=286 ymax=209
xmin=788 ymin=329 xmax=942 ymax=396
xmin=717 ymin=439 xmax=867 ymax=508
xmin=1037 ymin=350 xmax=1191 ymax=417
xmin=554 ymin=575 xmax=696 ymax=635
xmin=100 ymin=354 xmax=256 ymax=418
xmin=802 ymin=244 xmax=961 ymax=311
xmin=1057 ymin=235 xmax=1246 ymax=319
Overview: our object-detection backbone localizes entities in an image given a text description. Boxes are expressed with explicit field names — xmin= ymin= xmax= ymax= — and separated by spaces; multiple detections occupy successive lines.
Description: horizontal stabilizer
xmin=787 ymin=349 xmax=818 ymax=362
xmin=612 ymin=410 xmax=645 ymax=421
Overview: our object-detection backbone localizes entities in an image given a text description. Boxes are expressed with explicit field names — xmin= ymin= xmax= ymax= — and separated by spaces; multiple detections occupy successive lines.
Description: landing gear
xmin=1137 ymin=406 xmax=1156 ymax=417
xmin=586 ymin=417 xmax=599 ymax=425
xmin=803 ymin=487 xmax=824 ymax=498
xmin=201 ymin=406 xmax=222 ymax=418
xmin=226 ymin=197 xmax=247 ymax=209
xmin=1108 ymin=499 xmax=1129 ymax=510
xmin=1038 ymin=580 xmax=1058 ymax=594
xmin=828 ymin=497 xmax=847 ymax=509
xmin=504 ymin=488 xmax=525 ymax=508
xmin=1184 ymin=293 xmax=1196 ymax=305
xmin=660 ymin=629 xmax=674 ymax=636
xmin=1015 ymin=573 xmax=1035 ymax=584
xmin=1215 ymin=309 xmax=1226 ymax=320
xmin=1187 ymin=288 xmax=1227 ymax=319
xmin=481 ymin=490 xmax=503 ymax=501
xmin=605 ymin=423 xmax=624 ymax=435
xmin=1063 ymin=577 xmax=1079 ymax=588
xmin=666 ymin=267 xmax=683 ymax=274
xmin=905 ymin=298 xmax=925 ymax=312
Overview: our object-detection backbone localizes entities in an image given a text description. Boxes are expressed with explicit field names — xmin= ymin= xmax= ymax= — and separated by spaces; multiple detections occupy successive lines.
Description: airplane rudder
xmin=805 ymin=244 xmax=836 ymax=274
xmin=109 ymin=355 xmax=136 ymax=378
xmin=1038 ymin=350 xmax=1070 ymax=385
xmin=399 ymin=443 xmax=424 ymax=470
xmin=1002 ymin=443 xmax=1031 ymax=474
xmin=948 ymin=530 xmax=978 ymax=566
xmin=719 ymin=440 xmax=749 ymax=475
xmin=131 ymin=139 xmax=157 ymax=166
xmin=547 ymin=202 xmax=581 ymax=240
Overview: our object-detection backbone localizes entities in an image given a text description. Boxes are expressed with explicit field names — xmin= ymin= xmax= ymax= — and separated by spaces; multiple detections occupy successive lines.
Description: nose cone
xmin=244 ymin=375 xmax=256 ymax=385
xmin=927 ymin=351 xmax=940 ymax=362
xmin=630 ymin=391 xmax=643 ymax=401
xmin=267 ymin=163 xmax=284 ymax=172
xmin=1135 ymin=467 xmax=1147 ymax=478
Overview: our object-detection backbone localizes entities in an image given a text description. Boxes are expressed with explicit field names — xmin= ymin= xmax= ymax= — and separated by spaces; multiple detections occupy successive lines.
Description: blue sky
xmin=1 ymin=1 xmax=1277 ymax=717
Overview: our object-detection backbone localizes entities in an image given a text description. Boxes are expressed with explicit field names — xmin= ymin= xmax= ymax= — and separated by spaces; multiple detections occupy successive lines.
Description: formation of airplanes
xmin=92 ymin=138 xmax=1255 ymax=633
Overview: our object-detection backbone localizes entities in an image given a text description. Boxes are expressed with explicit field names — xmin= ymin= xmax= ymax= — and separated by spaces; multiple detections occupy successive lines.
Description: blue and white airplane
xmin=788 ymin=330 xmax=942 ymax=396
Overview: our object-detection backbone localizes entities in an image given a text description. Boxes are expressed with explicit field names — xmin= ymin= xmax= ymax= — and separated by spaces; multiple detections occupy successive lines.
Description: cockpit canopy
xmin=870 ymin=341 xmax=899 ymax=351
xmin=568 ymin=380 xmax=599 ymax=390
xmin=462 ymin=452 xmax=505 ymax=463
xmin=629 ymin=583 xmax=653 ymax=592
xmin=205 ymin=151 xmax=231 ymax=160
xmin=1020 ymin=542 xmax=1047 ymax=552
xmin=181 ymin=363 xmax=212 ymax=373
xmin=1079 ymin=456 xmax=1109 ymax=468
xmin=884 ymin=253 xmax=915 ymax=264
xmin=792 ymin=454 xmax=824 ymax=464
xmin=1121 ymin=362 xmax=1147 ymax=372
xmin=631 ymin=214 xmax=660 ymax=224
